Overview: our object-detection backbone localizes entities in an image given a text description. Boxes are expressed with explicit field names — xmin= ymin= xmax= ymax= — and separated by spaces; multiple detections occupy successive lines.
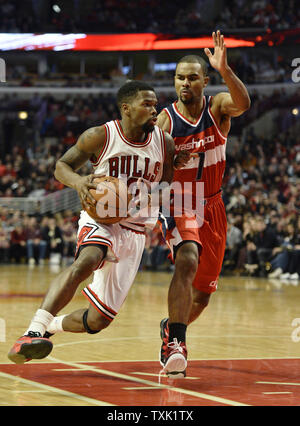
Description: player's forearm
xmin=54 ymin=160 xmax=83 ymax=190
xmin=220 ymin=65 xmax=251 ymax=111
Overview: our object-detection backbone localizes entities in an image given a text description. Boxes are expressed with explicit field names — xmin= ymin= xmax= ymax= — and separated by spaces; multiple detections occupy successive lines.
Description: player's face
xmin=129 ymin=90 xmax=158 ymax=133
xmin=175 ymin=62 xmax=209 ymax=105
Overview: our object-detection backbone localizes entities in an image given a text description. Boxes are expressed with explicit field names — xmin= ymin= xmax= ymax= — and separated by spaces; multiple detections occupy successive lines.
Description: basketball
xmin=84 ymin=176 xmax=131 ymax=224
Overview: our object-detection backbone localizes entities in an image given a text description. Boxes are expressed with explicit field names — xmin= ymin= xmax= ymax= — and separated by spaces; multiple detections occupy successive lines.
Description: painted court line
xmin=48 ymin=356 xmax=250 ymax=406
xmin=263 ymin=392 xmax=292 ymax=395
xmin=53 ymin=335 xmax=295 ymax=350
xmin=0 ymin=371 xmax=115 ymax=406
xmin=257 ymin=381 xmax=300 ymax=386
xmin=123 ymin=386 xmax=162 ymax=390
xmin=131 ymin=371 xmax=199 ymax=380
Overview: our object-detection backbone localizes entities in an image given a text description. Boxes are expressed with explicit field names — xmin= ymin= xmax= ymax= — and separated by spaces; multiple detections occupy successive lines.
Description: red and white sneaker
xmin=161 ymin=338 xmax=187 ymax=378
xmin=8 ymin=332 xmax=53 ymax=364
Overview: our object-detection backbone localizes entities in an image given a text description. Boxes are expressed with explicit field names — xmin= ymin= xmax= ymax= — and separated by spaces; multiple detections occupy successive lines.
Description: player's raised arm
xmin=54 ymin=126 xmax=106 ymax=208
xmin=205 ymin=30 xmax=251 ymax=117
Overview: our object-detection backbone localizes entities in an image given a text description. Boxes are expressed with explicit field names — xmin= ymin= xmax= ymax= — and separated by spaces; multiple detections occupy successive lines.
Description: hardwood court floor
xmin=0 ymin=264 xmax=299 ymax=406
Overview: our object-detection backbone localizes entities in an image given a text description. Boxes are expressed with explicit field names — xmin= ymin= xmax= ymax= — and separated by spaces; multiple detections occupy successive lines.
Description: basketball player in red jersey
xmin=157 ymin=31 xmax=251 ymax=377
xmin=8 ymin=81 xmax=177 ymax=364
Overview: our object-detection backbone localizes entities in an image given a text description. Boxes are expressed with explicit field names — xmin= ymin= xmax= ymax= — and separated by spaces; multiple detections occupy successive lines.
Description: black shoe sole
xmin=166 ymin=370 xmax=186 ymax=379
xmin=8 ymin=339 xmax=53 ymax=364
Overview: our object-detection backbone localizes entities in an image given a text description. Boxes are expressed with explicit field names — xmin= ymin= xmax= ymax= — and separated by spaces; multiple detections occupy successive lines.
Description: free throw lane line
xmin=0 ymin=371 xmax=115 ymax=406
xmin=48 ymin=356 xmax=250 ymax=406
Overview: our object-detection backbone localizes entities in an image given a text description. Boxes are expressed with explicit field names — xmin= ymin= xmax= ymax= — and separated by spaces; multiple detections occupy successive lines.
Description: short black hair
xmin=176 ymin=55 xmax=208 ymax=76
xmin=117 ymin=80 xmax=155 ymax=109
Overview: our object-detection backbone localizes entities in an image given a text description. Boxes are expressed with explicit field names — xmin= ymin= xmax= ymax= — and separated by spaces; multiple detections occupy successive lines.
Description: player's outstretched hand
xmin=204 ymin=30 xmax=228 ymax=73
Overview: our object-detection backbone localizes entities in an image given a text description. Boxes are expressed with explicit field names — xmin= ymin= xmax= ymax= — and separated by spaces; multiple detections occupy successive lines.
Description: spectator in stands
xmin=10 ymin=222 xmax=26 ymax=263
xmin=139 ymin=229 xmax=152 ymax=271
xmin=0 ymin=221 xmax=10 ymax=263
xmin=149 ymin=223 xmax=170 ymax=271
xmin=62 ymin=130 xmax=76 ymax=151
xmin=273 ymin=220 xmax=300 ymax=280
xmin=42 ymin=216 xmax=64 ymax=265
xmin=58 ymin=214 xmax=77 ymax=264
xmin=234 ymin=214 xmax=255 ymax=274
xmin=0 ymin=159 xmax=6 ymax=177
xmin=245 ymin=217 xmax=279 ymax=276
xmin=25 ymin=216 xmax=47 ymax=266
xmin=223 ymin=216 xmax=243 ymax=271
xmin=139 ymin=225 xmax=170 ymax=271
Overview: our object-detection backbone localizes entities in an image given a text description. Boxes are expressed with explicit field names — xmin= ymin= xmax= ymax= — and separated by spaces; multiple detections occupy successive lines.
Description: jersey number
xmin=196 ymin=152 xmax=205 ymax=180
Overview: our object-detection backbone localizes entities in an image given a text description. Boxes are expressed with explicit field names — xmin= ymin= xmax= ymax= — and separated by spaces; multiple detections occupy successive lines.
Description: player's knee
xmin=175 ymin=246 xmax=198 ymax=276
xmin=70 ymin=248 xmax=102 ymax=282
xmin=193 ymin=290 xmax=211 ymax=309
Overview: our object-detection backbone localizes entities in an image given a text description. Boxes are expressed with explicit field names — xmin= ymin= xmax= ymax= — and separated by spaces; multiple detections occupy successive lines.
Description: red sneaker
xmin=162 ymin=338 xmax=187 ymax=378
xmin=8 ymin=332 xmax=53 ymax=364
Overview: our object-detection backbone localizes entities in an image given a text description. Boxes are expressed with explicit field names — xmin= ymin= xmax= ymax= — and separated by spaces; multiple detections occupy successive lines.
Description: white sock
xmin=25 ymin=309 xmax=54 ymax=336
xmin=47 ymin=315 xmax=66 ymax=334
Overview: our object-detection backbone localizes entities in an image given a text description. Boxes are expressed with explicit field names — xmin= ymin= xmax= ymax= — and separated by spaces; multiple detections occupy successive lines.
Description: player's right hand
xmin=174 ymin=150 xmax=191 ymax=170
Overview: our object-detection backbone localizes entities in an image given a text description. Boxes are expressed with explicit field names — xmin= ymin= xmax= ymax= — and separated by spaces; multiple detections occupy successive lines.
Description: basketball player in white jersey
xmin=8 ymin=81 xmax=176 ymax=364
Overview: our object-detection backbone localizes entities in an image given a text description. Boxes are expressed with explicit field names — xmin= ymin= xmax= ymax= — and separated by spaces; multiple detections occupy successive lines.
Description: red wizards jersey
xmin=163 ymin=95 xmax=227 ymax=198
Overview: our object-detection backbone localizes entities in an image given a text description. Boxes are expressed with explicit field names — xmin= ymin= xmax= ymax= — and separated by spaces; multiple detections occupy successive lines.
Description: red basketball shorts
xmin=159 ymin=191 xmax=227 ymax=294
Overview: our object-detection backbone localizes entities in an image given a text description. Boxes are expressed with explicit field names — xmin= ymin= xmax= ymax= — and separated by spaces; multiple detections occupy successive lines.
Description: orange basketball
xmin=84 ymin=176 xmax=131 ymax=224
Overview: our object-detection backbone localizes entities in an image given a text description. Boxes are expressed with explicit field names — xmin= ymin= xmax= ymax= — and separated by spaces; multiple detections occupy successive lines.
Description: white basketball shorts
xmin=76 ymin=211 xmax=145 ymax=322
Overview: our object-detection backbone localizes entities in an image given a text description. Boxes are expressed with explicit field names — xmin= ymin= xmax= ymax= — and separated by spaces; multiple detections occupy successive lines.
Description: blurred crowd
xmin=0 ymin=90 xmax=299 ymax=278
xmin=1 ymin=0 xmax=299 ymax=33
xmin=0 ymin=208 xmax=78 ymax=266
xmin=0 ymin=72 xmax=299 ymax=280
xmin=1 ymin=87 xmax=299 ymax=198
xmin=0 ymin=205 xmax=173 ymax=271
xmin=216 ymin=0 xmax=299 ymax=30
xmin=5 ymin=52 xmax=293 ymax=88
xmin=221 ymin=125 xmax=300 ymax=280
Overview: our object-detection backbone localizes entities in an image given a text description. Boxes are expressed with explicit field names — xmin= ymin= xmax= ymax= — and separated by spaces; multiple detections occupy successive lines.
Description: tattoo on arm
xmin=58 ymin=146 xmax=91 ymax=171
xmin=77 ymin=126 xmax=104 ymax=151
xmin=58 ymin=126 xmax=105 ymax=171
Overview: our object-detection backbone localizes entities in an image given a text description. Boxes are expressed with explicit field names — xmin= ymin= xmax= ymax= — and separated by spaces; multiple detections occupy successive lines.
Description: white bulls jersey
xmin=89 ymin=119 xmax=166 ymax=232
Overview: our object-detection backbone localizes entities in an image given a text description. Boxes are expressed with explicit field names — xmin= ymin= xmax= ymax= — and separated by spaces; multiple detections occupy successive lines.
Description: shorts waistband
xmin=120 ymin=223 xmax=145 ymax=234
xmin=204 ymin=190 xmax=222 ymax=206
